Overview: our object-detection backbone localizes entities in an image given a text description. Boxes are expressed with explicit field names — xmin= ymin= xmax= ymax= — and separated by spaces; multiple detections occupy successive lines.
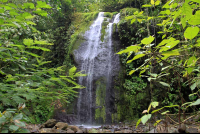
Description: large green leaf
xmin=161 ymin=50 xmax=180 ymax=56
xmin=23 ymin=3 xmax=35 ymax=9
xmin=36 ymin=1 xmax=52 ymax=9
xmin=189 ymin=99 xmax=200 ymax=106
xmin=9 ymin=125 xmax=19 ymax=131
xmin=182 ymin=3 xmax=192 ymax=20
xmin=13 ymin=113 xmax=23 ymax=120
xmin=69 ymin=66 xmax=77 ymax=76
xmin=0 ymin=117 xmax=6 ymax=124
xmin=23 ymin=39 xmax=34 ymax=46
xmin=141 ymin=114 xmax=151 ymax=125
xmin=127 ymin=54 xmax=146 ymax=63
xmin=33 ymin=9 xmax=48 ymax=17
xmin=187 ymin=56 xmax=197 ymax=67
xmin=156 ymin=38 xmax=175 ymax=47
xmin=159 ymin=40 xmax=180 ymax=52
xmin=190 ymin=80 xmax=200 ymax=90
xmin=151 ymin=102 xmax=159 ymax=108
xmin=141 ymin=36 xmax=155 ymax=45
xmin=117 ymin=45 xmax=141 ymax=54
xmin=184 ymin=27 xmax=199 ymax=40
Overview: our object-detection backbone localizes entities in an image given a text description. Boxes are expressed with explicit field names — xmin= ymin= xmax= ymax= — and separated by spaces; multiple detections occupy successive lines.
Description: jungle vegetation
xmin=0 ymin=0 xmax=199 ymax=133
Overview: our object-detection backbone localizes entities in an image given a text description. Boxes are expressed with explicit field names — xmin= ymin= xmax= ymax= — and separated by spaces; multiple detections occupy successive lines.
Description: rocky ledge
xmin=25 ymin=119 xmax=200 ymax=133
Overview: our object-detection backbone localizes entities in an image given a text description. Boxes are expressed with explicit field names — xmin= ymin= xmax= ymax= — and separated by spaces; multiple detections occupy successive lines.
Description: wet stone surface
xmin=24 ymin=119 xmax=200 ymax=133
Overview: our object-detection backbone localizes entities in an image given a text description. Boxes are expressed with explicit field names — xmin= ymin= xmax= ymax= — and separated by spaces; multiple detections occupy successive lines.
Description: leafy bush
xmin=0 ymin=104 xmax=29 ymax=133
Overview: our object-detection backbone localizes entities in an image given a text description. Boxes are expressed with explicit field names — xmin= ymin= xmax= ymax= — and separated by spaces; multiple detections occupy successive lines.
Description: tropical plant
xmin=0 ymin=0 xmax=86 ymax=123
xmin=0 ymin=104 xmax=29 ymax=133
xmin=117 ymin=0 xmax=200 ymax=127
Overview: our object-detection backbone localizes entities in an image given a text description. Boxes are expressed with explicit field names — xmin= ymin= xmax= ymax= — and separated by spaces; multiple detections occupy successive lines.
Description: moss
xmin=104 ymin=12 xmax=113 ymax=18
xmin=67 ymin=12 xmax=99 ymax=55
xmin=95 ymin=77 xmax=107 ymax=123
xmin=101 ymin=21 xmax=109 ymax=42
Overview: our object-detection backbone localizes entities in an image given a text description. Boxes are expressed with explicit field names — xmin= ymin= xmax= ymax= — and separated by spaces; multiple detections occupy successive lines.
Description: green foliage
xmin=0 ymin=0 xmax=86 ymax=124
xmin=117 ymin=0 xmax=200 ymax=126
xmin=123 ymin=76 xmax=147 ymax=95
xmin=0 ymin=104 xmax=30 ymax=133
xmin=104 ymin=12 xmax=112 ymax=18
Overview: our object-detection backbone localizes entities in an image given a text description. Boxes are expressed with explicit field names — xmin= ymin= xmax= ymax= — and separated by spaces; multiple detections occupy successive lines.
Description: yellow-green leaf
xmin=117 ymin=45 xmax=141 ymax=54
xmin=141 ymin=36 xmax=155 ymax=45
xmin=184 ymin=27 xmax=199 ymax=40
xmin=127 ymin=54 xmax=146 ymax=63
xmin=129 ymin=70 xmax=136 ymax=75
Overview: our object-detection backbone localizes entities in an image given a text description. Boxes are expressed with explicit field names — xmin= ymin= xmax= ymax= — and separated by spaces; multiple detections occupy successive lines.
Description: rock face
xmin=53 ymin=122 xmax=68 ymax=130
xmin=40 ymin=119 xmax=57 ymax=128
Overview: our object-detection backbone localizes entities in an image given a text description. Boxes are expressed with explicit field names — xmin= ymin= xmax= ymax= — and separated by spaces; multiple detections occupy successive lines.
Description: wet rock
xmin=143 ymin=126 xmax=151 ymax=132
xmin=103 ymin=130 xmax=112 ymax=133
xmin=115 ymin=131 xmax=123 ymax=133
xmin=97 ymin=129 xmax=104 ymax=133
xmin=148 ymin=129 xmax=158 ymax=133
xmin=156 ymin=124 xmax=167 ymax=133
xmin=114 ymin=127 xmax=121 ymax=131
xmin=53 ymin=122 xmax=68 ymax=130
xmin=122 ymin=129 xmax=133 ymax=133
xmin=54 ymin=129 xmax=67 ymax=133
xmin=178 ymin=124 xmax=186 ymax=133
xmin=40 ymin=119 xmax=57 ymax=128
xmin=25 ymin=124 xmax=40 ymax=133
xmin=68 ymin=125 xmax=80 ymax=132
xmin=76 ymin=130 xmax=84 ymax=133
xmin=81 ymin=128 xmax=88 ymax=133
xmin=168 ymin=127 xmax=178 ymax=133
xmin=88 ymin=128 xmax=98 ymax=133
xmin=66 ymin=128 xmax=75 ymax=133
xmin=39 ymin=128 xmax=54 ymax=133
xmin=187 ymin=128 xmax=198 ymax=133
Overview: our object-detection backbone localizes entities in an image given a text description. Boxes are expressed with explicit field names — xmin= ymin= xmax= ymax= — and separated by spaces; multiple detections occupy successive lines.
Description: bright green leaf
xmin=141 ymin=114 xmax=151 ymax=125
xmin=184 ymin=27 xmax=199 ymax=40
xmin=135 ymin=118 xmax=141 ymax=129
xmin=129 ymin=70 xmax=136 ymax=75
xmin=127 ymin=54 xmax=145 ymax=63
xmin=141 ymin=36 xmax=155 ymax=45
xmin=23 ymin=39 xmax=33 ymax=46
xmin=142 ymin=4 xmax=152 ymax=7
xmin=151 ymin=102 xmax=159 ymax=108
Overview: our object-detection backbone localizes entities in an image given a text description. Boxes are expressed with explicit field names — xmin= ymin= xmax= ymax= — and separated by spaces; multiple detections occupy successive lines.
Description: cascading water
xmin=74 ymin=12 xmax=121 ymax=125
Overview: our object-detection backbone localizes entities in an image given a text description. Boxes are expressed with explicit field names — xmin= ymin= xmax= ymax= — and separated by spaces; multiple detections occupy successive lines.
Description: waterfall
xmin=74 ymin=12 xmax=121 ymax=125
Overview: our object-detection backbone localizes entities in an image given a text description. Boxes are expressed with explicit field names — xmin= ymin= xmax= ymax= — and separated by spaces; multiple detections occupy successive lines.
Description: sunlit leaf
xmin=141 ymin=36 xmax=154 ymax=45
xmin=184 ymin=27 xmax=199 ymax=40
xmin=159 ymin=81 xmax=170 ymax=87
xmin=189 ymin=99 xmax=200 ymax=106
xmin=142 ymin=4 xmax=152 ymax=7
xmin=127 ymin=54 xmax=145 ymax=63
xmin=141 ymin=114 xmax=151 ymax=125
xmin=135 ymin=118 xmax=141 ymax=129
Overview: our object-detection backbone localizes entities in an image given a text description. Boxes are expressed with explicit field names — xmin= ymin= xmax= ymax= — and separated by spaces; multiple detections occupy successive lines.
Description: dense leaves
xmin=0 ymin=0 xmax=85 ymax=124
